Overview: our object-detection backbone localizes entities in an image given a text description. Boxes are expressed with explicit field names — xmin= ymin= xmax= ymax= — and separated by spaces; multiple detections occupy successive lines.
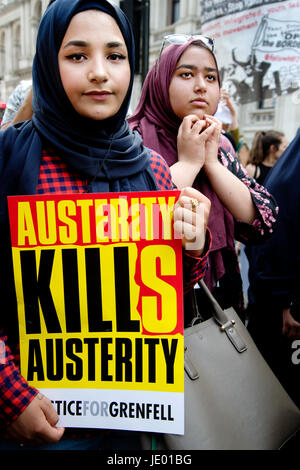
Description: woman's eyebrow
xmin=63 ymin=40 xmax=125 ymax=49
xmin=106 ymin=41 xmax=125 ymax=48
xmin=176 ymin=64 xmax=217 ymax=73
xmin=175 ymin=64 xmax=197 ymax=71
xmin=63 ymin=40 xmax=89 ymax=49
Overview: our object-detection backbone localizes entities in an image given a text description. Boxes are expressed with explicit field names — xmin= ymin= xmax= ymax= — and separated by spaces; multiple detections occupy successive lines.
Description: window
xmin=0 ymin=31 xmax=5 ymax=79
xmin=171 ymin=0 xmax=180 ymax=23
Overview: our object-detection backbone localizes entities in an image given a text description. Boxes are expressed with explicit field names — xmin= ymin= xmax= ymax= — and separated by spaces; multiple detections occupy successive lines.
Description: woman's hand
xmin=201 ymin=115 xmax=222 ymax=170
xmin=220 ymin=88 xmax=238 ymax=130
xmin=282 ymin=308 xmax=300 ymax=340
xmin=171 ymin=114 xmax=221 ymax=189
xmin=173 ymin=187 xmax=211 ymax=257
xmin=6 ymin=393 xmax=65 ymax=446
xmin=177 ymin=115 xmax=207 ymax=169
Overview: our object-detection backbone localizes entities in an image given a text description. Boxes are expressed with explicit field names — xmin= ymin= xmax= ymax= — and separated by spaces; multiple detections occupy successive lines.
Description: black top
xmin=253 ymin=163 xmax=272 ymax=185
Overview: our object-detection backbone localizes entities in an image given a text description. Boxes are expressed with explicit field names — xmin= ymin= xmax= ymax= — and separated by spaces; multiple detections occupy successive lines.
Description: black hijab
xmin=0 ymin=0 xmax=157 ymax=212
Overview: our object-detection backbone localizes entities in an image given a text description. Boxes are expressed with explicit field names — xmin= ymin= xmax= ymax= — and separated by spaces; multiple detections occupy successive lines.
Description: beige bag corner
xmin=163 ymin=280 xmax=300 ymax=450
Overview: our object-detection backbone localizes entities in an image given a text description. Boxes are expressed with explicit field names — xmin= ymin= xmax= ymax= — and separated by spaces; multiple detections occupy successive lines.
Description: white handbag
xmin=161 ymin=280 xmax=300 ymax=449
xmin=141 ymin=281 xmax=300 ymax=450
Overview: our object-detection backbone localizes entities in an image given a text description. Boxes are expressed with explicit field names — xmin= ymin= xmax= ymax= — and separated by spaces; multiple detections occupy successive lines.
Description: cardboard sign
xmin=8 ymin=191 xmax=184 ymax=434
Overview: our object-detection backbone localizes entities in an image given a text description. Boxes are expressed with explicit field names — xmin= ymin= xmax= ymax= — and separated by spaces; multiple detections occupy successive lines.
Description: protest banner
xmin=199 ymin=0 xmax=300 ymax=105
xmin=7 ymin=191 xmax=184 ymax=434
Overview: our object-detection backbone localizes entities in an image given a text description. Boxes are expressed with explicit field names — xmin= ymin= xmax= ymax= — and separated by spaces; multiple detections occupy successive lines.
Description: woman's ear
xmin=269 ymin=144 xmax=277 ymax=155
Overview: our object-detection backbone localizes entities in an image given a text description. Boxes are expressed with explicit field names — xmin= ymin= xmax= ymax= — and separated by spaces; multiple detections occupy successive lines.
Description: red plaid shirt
xmin=0 ymin=148 xmax=210 ymax=428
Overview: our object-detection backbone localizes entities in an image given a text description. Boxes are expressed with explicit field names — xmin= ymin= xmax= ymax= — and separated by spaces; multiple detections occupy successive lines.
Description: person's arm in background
xmin=1 ymin=86 xmax=33 ymax=130
xmin=220 ymin=88 xmax=239 ymax=148
xmin=238 ymin=141 xmax=250 ymax=168
xmin=282 ymin=307 xmax=300 ymax=340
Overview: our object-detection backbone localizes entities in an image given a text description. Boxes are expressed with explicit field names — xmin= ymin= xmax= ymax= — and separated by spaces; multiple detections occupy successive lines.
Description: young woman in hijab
xmin=129 ymin=37 xmax=278 ymax=321
xmin=0 ymin=1 xmax=211 ymax=450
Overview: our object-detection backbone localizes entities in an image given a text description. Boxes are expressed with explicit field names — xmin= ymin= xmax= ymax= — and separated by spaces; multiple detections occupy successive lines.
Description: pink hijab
xmin=129 ymin=40 xmax=235 ymax=291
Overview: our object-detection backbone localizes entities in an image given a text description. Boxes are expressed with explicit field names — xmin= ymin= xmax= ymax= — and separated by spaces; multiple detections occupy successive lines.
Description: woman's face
xmin=169 ymin=45 xmax=220 ymax=121
xmin=276 ymin=135 xmax=288 ymax=159
xmin=58 ymin=10 xmax=131 ymax=120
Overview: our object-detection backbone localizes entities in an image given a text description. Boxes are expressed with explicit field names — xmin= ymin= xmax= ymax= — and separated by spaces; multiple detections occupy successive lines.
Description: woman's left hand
xmin=173 ymin=187 xmax=211 ymax=257
xmin=202 ymin=115 xmax=222 ymax=169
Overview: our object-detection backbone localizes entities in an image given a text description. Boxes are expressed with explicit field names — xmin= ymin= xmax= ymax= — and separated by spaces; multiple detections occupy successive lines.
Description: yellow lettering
xmin=158 ymin=196 xmax=176 ymax=240
xmin=110 ymin=198 xmax=129 ymax=242
xmin=17 ymin=202 xmax=37 ymax=246
xmin=36 ymin=201 xmax=57 ymax=245
xmin=57 ymin=200 xmax=77 ymax=244
xmin=140 ymin=197 xmax=157 ymax=240
xmin=77 ymin=199 xmax=93 ymax=243
xmin=130 ymin=198 xmax=141 ymax=241
xmin=95 ymin=199 xmax=108 ymax=242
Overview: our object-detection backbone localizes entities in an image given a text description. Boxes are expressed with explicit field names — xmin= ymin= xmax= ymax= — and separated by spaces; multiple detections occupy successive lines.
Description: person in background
xmin=215 ymin=88 xmax=249 ymax=167
xmin=0 ymin=81 xmax=32 ymax=130
xmin=246 ymin=130 xmax=288 ymax=185
xmin=246 ymin=131 xmax=300 ymax=408
xmin=214 ymin=88 xmax=239 ymax=151
xmin=242 ymin=131 xmax=287 ymax=307
xmin=129 ymin=35 xmax=278 ymax=322
xmin=0 ymin=1 xmax=56 ymax=130
xmin=236 ymin=134 xmax=250 ymax=169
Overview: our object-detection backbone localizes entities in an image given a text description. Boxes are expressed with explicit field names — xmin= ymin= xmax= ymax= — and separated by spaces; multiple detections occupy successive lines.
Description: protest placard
xmin=8 ymin=191 xmax=184 ymax=434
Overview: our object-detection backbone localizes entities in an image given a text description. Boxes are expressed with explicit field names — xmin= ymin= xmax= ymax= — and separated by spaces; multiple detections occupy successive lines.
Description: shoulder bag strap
xmin=198 ymin=280 xmax=247 ymax=353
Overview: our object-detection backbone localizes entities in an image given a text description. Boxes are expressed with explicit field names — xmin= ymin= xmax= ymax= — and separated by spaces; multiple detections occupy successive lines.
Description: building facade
xmin=0 ymin=0 xmax=49 ymax=95
xmin=0 ymin=0 xmax=299 ymax=144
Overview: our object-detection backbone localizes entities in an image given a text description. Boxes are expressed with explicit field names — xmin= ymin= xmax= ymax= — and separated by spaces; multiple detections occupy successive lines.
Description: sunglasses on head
xmin=156 ymin=34 xmax=215 ymax=73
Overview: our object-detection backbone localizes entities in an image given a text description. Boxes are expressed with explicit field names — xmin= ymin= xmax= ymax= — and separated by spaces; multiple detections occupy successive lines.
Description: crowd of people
xmin=0 ymin=0 xmax=298 ymax=451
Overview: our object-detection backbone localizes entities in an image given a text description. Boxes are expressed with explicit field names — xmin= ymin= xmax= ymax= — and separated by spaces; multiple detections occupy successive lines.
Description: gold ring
xmin=190 ymin=198 xmax=199 ymax=210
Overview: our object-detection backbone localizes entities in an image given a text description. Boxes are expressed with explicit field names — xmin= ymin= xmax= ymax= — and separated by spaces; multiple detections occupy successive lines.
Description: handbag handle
xmin=184 ymin=281 xmax=247 ymax=381
xmin=198 ymin=279 xmax=232 ymax=327
xmin=197 ymin=279 xmax=247 ymax=354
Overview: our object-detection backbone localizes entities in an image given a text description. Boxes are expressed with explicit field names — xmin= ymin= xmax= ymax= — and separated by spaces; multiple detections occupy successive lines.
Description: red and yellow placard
xmin=8 ymin=191 xmax=184 ymax=433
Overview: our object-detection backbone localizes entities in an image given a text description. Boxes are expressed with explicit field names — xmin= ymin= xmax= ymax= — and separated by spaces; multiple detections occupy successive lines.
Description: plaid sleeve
xmin=149 ymin=150 xmax=175 ymax=190
xmin=37 ymin=150 xmax=87 ymax=194
xmin=182 ymin=229 xmax=212 ymax=294
xmin=0 ymin=330 xmax=38 ymax=426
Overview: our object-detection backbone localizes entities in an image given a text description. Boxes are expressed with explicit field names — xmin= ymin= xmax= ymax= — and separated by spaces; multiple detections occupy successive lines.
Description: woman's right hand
xmin=173 ymin=186 xmax=211 ymax=257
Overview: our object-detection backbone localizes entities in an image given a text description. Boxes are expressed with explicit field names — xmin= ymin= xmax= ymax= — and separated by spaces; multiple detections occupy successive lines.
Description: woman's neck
xmin=263 ymin=154 xmax=277 ymax=166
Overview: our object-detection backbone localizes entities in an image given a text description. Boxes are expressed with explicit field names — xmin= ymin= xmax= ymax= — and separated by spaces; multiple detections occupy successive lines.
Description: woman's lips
xmin=84 ymin=91 xmax=112 ymax=101
xmin=191 ymin=98 xmax=208 ymax=108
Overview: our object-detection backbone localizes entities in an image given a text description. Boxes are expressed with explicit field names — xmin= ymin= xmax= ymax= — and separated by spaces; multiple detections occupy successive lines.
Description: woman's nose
xmin=194 ymin=75 xmax=207 ymax=92
xmin=87 ymin=58 xmax=109 ymax=83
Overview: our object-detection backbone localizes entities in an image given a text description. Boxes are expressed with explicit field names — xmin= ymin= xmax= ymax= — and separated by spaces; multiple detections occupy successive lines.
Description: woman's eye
xmin=207 ymin=75 xmax=216 ymax=81
xmin=66 ymin=54 xmax=85 ymax=62
xmin=108 ymin=53 xmax=126 ymax=61
xmin=180 ymin=72 xmax=192 ymax=78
